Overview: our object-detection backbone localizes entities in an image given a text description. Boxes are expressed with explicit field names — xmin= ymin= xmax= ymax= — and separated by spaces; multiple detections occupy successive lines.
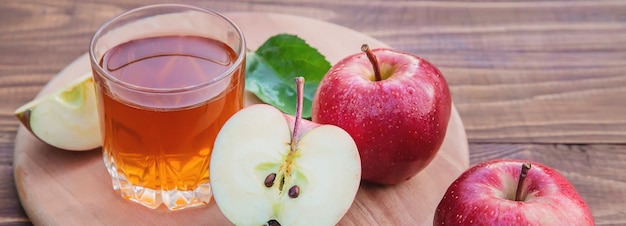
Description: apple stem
xmin=361 ymin=44 xmax=382 ymax=81
xmin=515 ymin=162 xmax=532 ymax=201
xmin=291 ymin=77 xmax=305 ymax=153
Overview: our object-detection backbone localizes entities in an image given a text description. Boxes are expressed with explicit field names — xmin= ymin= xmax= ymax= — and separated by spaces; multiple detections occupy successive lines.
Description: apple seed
xmin=288 ymin=185 xmax=300 ymax=198
xmin=515 ymin=162 xmax=532 ymax=201
xmin=264 ymin=173 xmax=277 ymax=187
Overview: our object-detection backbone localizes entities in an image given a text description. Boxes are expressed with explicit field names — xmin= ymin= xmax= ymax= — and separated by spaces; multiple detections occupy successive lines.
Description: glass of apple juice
xmin=88 ymin=4 xmax=245 ymax=211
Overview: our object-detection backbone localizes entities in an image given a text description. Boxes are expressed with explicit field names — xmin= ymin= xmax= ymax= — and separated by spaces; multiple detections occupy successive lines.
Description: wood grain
xmin=2 ymin=0 xmax=625 ymax=144
xmin=1 ymin=0 xmax=626 ymax=225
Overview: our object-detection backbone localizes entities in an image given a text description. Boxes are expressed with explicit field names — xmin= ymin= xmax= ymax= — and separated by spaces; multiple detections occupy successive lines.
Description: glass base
xmin=112 ymin=176 xmax=212 ymax=211
xmin=103 ymin=151 xmax=211 ymax=211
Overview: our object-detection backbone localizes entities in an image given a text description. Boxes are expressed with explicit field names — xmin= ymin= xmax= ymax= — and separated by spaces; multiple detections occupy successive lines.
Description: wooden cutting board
xmin=13 ymin=12 xmax=469 ymax=225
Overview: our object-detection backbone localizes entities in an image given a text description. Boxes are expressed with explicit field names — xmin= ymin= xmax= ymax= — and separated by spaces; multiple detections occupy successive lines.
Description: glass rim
xmin=88 ymin=3 xmax=246 ymax=94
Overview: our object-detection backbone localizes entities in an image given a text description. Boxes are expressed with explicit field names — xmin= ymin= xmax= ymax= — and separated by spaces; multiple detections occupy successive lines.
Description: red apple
xmin=434 ymin=159 xmax=594 ymax=225
xmin=311 ymin=45 xmax=451 ymax=185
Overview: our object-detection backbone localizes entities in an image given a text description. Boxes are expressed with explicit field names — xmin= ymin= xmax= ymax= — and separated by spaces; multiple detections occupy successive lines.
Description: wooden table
xmin=1 ymin=0 xmax=625 ymax=225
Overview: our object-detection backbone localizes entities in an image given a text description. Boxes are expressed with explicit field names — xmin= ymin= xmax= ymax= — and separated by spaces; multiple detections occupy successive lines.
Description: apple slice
xmin=14 ymin=72 xmax=101 ymax=151
xmin=210 ymin=78 xmax=361 ymax=225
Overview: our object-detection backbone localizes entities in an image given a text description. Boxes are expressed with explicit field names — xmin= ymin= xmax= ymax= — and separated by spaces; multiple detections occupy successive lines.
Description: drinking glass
xmin=89 ymin=4 xmax=245 ymax=210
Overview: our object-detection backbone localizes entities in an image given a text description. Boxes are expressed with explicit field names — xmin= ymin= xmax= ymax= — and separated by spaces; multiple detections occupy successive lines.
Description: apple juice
xmin=93 ymin=35 xmax=244 ymax=209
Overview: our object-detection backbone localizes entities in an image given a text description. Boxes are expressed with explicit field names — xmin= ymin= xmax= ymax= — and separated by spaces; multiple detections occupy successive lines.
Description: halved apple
xmin=14 ymin=72 xmax=101 ymax=151
xmin=210 ymin=78 xmax=362 ymax=225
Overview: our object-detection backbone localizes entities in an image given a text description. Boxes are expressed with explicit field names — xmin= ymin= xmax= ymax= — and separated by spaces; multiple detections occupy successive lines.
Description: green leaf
xmin=245 ymin=34 xmax=331 ymax=118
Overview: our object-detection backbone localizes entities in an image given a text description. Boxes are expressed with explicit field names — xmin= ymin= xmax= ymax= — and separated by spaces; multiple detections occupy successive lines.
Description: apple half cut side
xmin=14 ymin=72 xmax=101 ymax=151
xmin=210 ymin=103 xmax=362 ymax=226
